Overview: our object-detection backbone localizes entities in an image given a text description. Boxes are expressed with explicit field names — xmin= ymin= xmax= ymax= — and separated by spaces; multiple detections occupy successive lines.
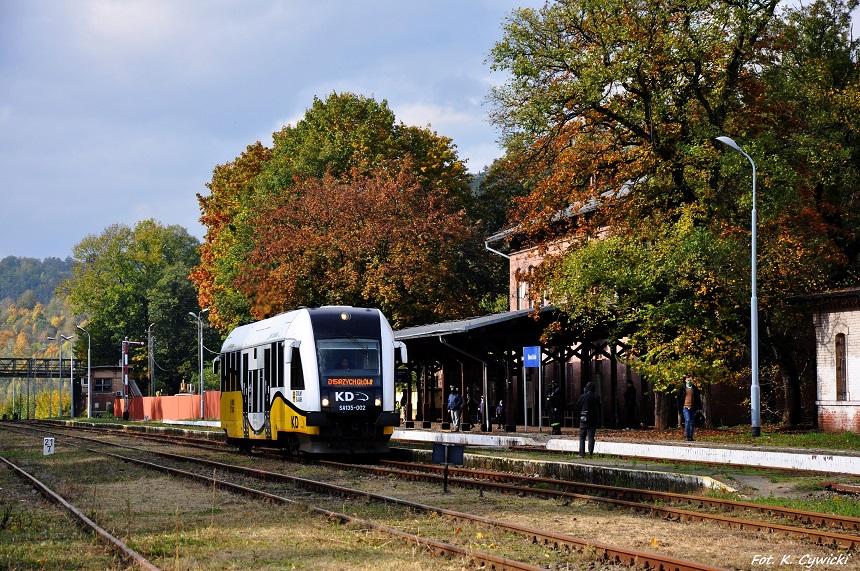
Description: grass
xmin=706 ymin=488 xmax=860 ymax=518
xmin=0 ymin=428 xmax=478 ymax=570
xmin=65 ymin=417 xmax=224 ymax=432
xmin=0 ymin=460 xmax=124 ymax=570
xmin=702 ymin=427 xmax=860 ymax=451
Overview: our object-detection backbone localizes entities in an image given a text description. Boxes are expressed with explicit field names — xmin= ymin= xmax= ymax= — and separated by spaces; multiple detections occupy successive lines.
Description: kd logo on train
xmin=335 ymin=392 xmax=369 ymax=402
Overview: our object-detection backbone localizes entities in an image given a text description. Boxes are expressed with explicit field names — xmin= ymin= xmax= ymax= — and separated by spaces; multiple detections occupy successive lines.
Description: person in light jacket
xmin=676 ymin=375 xmax=703 ymax=441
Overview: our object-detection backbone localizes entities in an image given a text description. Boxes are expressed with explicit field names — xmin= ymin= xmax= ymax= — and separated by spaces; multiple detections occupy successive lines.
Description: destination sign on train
xmin=327 ymin=377 xmax=374 ymax=386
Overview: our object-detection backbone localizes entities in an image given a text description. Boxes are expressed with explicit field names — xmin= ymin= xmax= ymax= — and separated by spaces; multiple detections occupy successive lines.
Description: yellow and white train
xmin=217 ymin=306 xmax=406 ymax=454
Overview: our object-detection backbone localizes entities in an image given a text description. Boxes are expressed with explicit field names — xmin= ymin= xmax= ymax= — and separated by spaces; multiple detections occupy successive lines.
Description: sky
xmin=0 ymin=0 xmax=543 ymax=259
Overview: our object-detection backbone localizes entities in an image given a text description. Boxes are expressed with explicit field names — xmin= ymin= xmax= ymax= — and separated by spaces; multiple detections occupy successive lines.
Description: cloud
xmin=78 ymin=0 xmax=177 ymax=50
xmin=394 ymin=102 xmax=483 ymax=130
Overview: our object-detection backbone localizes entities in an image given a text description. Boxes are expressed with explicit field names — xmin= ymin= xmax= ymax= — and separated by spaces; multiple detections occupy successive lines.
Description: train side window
xmin=242 ymin=353 xmax=249 ymax=391
xmin=291 ymin=347 xmax=305 ymax=390
xmin=263 ymin=347 xmax=270 ymax=389
xmin=231 ymin=351 xmax=239 ymax=391
xmin=220 ymin=353 xmax=226 ymax=391
xmin=277 ymin=342 xmax=284 ymax=388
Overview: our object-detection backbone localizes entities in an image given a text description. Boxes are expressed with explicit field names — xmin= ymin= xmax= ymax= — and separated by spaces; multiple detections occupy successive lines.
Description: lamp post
xmin=716 ymin=135 xmax=761 ymax=437
xmin=189 ymin=308 xmax=209 ymax=419
xmin=62 ymin=334 xmax=74 ymax=417
xmin=47 ymin=335 xmax=61 ymax=417
xmin=76 ymin=325 xmax=92 ymax=418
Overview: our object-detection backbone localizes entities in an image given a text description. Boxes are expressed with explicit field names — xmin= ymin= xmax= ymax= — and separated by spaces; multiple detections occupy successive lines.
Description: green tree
xmin=194 ymin=92 xmax=498 ymax=332
xmin=63 ymin=220 xmax=210 ymax=394
xmin=491 ymin=0 xmax=860 ymax=424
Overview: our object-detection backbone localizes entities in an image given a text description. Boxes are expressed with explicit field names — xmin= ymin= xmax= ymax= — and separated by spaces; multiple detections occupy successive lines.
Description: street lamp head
xmin=75 ymin=324 xmax=88 ymax=333
xmin=47 ymin=336 xmax=57 ymax=341
xmin=61 ymin=334 xmax=74 ymax=341
xmin=188 ymin=311 xmax=197 ymax=318
xmin=716 ymin=135 xmax=742 ymax=152
xmin=201 ymin=307 xmax=209 ymax=314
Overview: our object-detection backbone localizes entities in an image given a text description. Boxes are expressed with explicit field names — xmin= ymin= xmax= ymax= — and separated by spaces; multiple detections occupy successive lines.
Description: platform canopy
xmin=393 ymin=306 xmax=584 ymax=363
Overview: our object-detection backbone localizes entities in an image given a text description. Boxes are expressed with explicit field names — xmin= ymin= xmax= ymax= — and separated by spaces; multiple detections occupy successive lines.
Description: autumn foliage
xmin=239 ymin=165 xmax=478 ymax=328
xmin=490 ymin=0 xmax=860 ymax=422
xmin=193 ymin=92 xmax=499 ymax=332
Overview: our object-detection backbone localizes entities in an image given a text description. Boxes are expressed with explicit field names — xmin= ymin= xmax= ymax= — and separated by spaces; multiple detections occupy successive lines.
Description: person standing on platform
xmin=546 ymin=381 xmax=562 ymax=435
xmin=464 ymin=387 xmax=473 ymax=425
xmin=676 ymin=375 xmax=702 ymax=441
xmin=447 ymin=387 xmax=462 ymax=431
xmin=495 ymin=400 xmax=504 ymax=430
xmin=399 ymin=390 xmax=408 ymax=422
xmin=576 ymin=382 xmax=601 ymax=457
xmin=477 ymin=395 xmax=486 ymax=431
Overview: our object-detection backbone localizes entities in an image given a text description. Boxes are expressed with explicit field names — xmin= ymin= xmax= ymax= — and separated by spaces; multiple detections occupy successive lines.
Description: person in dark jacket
xmin=576 ymin=382 xmax=601 ymax=457
xmin=676 ymin=375 xmax=703 ymax=441
xmin=546 ymin=381 xmax=562 ymax=435
xmin=495 ymin=400 xmax=504 ymax=430
xmin=446 ymin=387 xmax=463 ymax=430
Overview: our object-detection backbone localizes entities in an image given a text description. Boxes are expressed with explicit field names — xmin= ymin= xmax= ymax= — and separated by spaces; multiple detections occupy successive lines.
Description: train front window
xmin=317 ymin=339 xmax=380 ymax=380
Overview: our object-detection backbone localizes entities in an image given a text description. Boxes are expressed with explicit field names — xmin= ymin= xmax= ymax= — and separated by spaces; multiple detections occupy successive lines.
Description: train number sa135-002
xmin=334 ymin=390 xmax=369 ymax=411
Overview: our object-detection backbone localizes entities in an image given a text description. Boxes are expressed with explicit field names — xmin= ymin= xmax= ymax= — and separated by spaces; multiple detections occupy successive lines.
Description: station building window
xmin=94 ymin=379 xmax=112 ymax=393
xmin=836 ymin=333 xmax=847 ymax=400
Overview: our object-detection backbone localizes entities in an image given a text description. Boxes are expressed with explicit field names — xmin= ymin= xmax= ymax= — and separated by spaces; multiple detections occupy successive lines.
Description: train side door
xmin=269 ymin=340 xmax=287 ymax=403
xmin=241 ymin=346 xmax=267 ymax=433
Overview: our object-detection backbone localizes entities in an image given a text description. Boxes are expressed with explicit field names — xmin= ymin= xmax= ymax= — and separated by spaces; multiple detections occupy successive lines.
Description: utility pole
xmin=61 ymin=334 xmax=74 ymax=417
xmin=188 ymin=309 xmax=209 ymax=419
xmin=122 ymin=338 xmax=145 ymax=420
xmin=76 ymin=325 xmax=91 ymax=418
xmin=47 ymin=336 xmax=60 ymax=417
xmin=147 ymin=323 xmax=155 ymax=397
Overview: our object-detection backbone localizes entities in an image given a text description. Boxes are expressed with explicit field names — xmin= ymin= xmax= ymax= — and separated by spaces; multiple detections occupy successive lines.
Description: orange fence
xmin=113 ymin=392 xmax=221 ymax=421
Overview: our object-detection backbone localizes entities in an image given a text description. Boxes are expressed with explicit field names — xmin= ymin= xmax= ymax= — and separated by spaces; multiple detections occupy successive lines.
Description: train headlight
xmin=374 ymin=398 xmax=382 ymax=407
xmin=321 ymin=397 xmax=330 ymax=407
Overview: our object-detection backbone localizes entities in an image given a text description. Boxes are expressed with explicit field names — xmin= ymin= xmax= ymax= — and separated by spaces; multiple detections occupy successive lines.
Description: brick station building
xmin=798 ymin=287 xmax=860 ymax=432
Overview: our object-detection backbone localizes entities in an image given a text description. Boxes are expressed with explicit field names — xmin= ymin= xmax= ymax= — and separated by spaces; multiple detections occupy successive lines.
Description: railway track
xmin=22 ymin=421 xmax=860 ymax=541
xmin=26 ymin=421 xmax=860 ymax=533
xmin=5 ymin=422 xmax=727 ymax=571
xmin=0 ymin=454 xmax=160 ymax=570
xmin=318 ymin=459 xmax=860 ymax=549
xmin=377 ymin=460 xmax=860 ymax=532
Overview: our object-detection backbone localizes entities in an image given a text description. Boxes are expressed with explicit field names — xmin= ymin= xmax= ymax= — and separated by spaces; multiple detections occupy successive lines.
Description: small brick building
xmin=78 ymin=365 xmax=142 ymax=416
xmin=807 ymin=288 xmax=860 ymax=432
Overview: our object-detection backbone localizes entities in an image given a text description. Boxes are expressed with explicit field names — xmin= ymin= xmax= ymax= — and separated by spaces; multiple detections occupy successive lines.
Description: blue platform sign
xmin=523 ymin=346 xmax=541 ymax=368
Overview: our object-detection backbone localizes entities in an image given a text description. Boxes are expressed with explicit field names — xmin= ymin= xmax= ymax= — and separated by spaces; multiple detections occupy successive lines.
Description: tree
xmin=491 ymin=0 xmax=860 ymax=424
xmin=192 ymin=142 xmax=271 ymax=334
xmin=63 ymin=220 xmax=208 ymax=393
xmin=239 ymin=164 xmax=483 ymax=328
xmin=193 ymin=92 xmax=499 ymax=332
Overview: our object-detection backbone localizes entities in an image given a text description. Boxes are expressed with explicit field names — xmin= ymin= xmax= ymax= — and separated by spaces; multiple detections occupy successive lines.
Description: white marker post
xmin=43 ymin=437 xmax=55 ymax=456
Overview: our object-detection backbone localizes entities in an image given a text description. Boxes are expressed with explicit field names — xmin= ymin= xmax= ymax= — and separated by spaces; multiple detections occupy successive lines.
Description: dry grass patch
xmin=0 ymin=429 xmax=471 ymax=570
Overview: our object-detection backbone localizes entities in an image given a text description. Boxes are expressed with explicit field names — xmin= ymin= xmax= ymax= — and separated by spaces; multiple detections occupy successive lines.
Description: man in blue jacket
xmin=446 ymin=387 xmax=462 ymax=431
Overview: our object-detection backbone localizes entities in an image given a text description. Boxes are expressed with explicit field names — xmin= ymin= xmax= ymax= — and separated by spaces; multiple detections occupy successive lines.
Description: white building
xmin=808 ymin=288 xmax=860 ymax=432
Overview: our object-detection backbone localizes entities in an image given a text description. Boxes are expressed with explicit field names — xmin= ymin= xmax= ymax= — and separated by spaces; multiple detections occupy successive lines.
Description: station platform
xmin=392 ymin=425 xmax=860 ymax=476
